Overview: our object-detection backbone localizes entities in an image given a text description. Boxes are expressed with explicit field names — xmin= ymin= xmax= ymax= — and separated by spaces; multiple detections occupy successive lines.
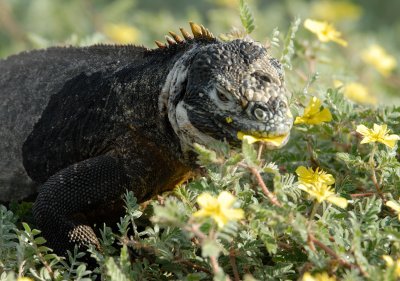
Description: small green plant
xmin=239 ymin=0 xmax=255 ymax=34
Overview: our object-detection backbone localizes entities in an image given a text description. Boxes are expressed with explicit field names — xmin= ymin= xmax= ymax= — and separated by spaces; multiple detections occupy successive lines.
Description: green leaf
xmin=201 ymin=239 xmax=222 ymax=258
xmin=34 ymin=237 xmax=46 ymax=245
xmin=242 ymin=138 xmax=259 ymax=167
xmin=194 ymin=143 xmax=220 ymax=165
xmin=280 ymin=17 xmax=301 ymax=70
xmin=105 ymin=257 xmax=130 ymax=281
xmin=22 ymin=222 xmax=31 ymax=233
xmin=239 ymin=0 xmax=255 ymax=34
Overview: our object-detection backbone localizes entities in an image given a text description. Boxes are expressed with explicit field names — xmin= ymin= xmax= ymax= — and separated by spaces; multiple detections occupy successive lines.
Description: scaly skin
xmin=0 ymin=23 xmax=293 ymax=256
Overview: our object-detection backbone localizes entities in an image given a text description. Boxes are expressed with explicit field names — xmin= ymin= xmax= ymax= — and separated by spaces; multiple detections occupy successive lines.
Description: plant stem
xmin=350 ymin=192 xmax=376 ymax=198
xmin=249 ymin=166 xmax=282 ymax=207
xmin=229 ymin=246 xmax=240 ymax=281
xmin=368 ymin=143 xmax=383 ymax=196
xmin=306 ymin=136 xmax=319 ymax=167
xmin=308 ymin=233 xmax=352 ymax=269
xmin=309 ymin=201 xmax=320 ymax=220
xmin=257 ymin=143 xmax=264 ymax=161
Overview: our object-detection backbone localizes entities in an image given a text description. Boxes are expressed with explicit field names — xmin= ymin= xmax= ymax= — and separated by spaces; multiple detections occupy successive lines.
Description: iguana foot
xmin=33 ymin=155 xmax=130 ymax=255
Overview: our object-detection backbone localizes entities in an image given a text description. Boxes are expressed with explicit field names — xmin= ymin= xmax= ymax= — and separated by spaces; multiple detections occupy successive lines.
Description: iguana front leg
xmin=33 ymin=155 xmax=133 ymax=255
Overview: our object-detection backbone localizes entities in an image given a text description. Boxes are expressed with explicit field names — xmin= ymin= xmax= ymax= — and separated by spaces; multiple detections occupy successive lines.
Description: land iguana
xmin=0 ymin=22 xmax=293 ymax=256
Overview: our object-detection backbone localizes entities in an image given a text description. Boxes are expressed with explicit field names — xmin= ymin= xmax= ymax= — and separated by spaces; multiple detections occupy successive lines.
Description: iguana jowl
xmin=0 ymin=23 xmax=293 ymax=255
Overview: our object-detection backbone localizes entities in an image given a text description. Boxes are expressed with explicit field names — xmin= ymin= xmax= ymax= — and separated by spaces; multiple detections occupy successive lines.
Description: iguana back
xmin=0 ymin=45 xmax=146 ymax=201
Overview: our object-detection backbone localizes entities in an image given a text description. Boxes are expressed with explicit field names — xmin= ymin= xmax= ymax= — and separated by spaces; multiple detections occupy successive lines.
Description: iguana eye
xmin=254 ymin=107 xmax=268 ymax=121
xmin=217 ymin=90 xmax=230 ymax=102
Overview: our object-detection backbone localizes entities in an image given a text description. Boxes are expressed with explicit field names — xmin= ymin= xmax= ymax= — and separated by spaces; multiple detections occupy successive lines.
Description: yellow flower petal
xmin=237 ymin=131 xmax=289 ymax=147
xmin=192 ymin=209 xmax=210 ymax=218
xmin=192 ymin=192 xmax=244 ymax=229
xmin=298 ymin=183 xmax=311 ymax=193
xmin=217 ymin=191 xmax=236 ymax=209
xmin=361 ymin=44 xmax=397 ymax=77
xmin=304 ymin=19 xmax=347 ymax=47
xmin=298 ymin=181 xmax=347 ymax=207
xmin=196 ymin=193 xmax=216 ymax=209
xmin=343 ymin=82 xmax=377 ymax=105
xmin=294 ymin=97 xmax=332 ymax=125
xmin=304 ymin=97 xmax=322 ymax=116
xmin=359 ymin=136 xmax=373 ymax=145
xmin=295 ymin=166 xmax=311 ymax=178
xmin=320 ymin=174 xmax=335 ymax=185
xmin=227 ymin=208 xmax=245 ymax=220
xmin=310 ymin=108 xmax=332 ymax=124
xmin=386 ymin=200 xmax=400 ymax=213
xmin=296 ymin=166 xmax=335 ymax=186
xmin=380 ymin=137 xmax=399 ymax=149
xmin=374 ymin=123 xmax=385 ymax=132
xmin=356 ymin=123 xmax=400 ymax=148
xmin=356 ymin=124 xmax=370 ymax=135
xmin=327 ymin=195 xmax=348 ymax=208
xmin=302 ymin=272 xmax=315 ymax=281
xmin=383 ymin=255 xmax=395 ymax=266
xmin=214 ymin=215 xmax=228 ymax=229
xmin=294 ymin=116 xmax=306 ymax=124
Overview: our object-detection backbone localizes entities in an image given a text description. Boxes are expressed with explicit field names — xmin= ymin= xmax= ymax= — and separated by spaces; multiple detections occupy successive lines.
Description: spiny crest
xmin=154 ymin=21 xmax=215 ymax=49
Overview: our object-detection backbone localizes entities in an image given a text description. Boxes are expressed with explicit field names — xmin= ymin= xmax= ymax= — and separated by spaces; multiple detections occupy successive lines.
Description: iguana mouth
xmin=213 ymin=112 xmax=293 ymax=148
xmin=237 ymin=131 xmax=290 ymax=148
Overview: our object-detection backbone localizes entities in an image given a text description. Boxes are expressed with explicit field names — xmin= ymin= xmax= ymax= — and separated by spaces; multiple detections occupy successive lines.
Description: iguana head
xmin=160 ymin=23 xmax=293 ymax=152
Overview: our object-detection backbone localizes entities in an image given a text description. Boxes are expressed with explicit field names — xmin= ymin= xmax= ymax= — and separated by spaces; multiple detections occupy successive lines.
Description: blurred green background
xmin=1 ymin=0 xmax=399 ymax=54
xmin=0 ymin=0 xmax=399 ymax=103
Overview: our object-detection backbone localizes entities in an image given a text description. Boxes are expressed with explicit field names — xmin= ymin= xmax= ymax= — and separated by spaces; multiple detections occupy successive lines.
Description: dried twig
xmin=350 ymin=192 xmax=376 ymax=198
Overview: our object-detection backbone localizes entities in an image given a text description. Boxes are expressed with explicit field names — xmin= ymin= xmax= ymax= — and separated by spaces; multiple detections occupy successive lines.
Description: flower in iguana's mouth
xmin=237 ymin=131 xmax=290 ymax=148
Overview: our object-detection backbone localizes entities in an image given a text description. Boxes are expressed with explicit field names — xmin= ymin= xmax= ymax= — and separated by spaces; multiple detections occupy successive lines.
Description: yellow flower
xmin=310 ymin=1 xmax=362 ymax=22
xmin=296 ymin=166 xmax=335 ymax=186
xmin=298 ymin=182 xmax=347 ymax=208
xmin=302 ymin=272 xmax=337 ymax=281
xmin=304 ymin=19 xmax=348 ymax=46
xmin=361 ymin=45 xmax=397 ymax=77
xmin=104 ymin=23 xmax=139 ymax=44
xmin=17 ymin=278 xmax=34 ymax=281
xmin=297 ymin=166 xmax=346 ymax=208
xmin=342 ymin=82 xmax=377 ymax=105
xmin=294 ymin=97 xmax=332 ymax=125
xmin=386 ymin=200 xmax=400 ymax=220
xmin=382 ymin=255 xmax=400 ymax=277
xmin=193 ymin=191 xmax=244 ymax=229
xmin=237 ymin=131 xmax=289 ymax=147
xmin=356 ymin=124 xmax=400 ymax=148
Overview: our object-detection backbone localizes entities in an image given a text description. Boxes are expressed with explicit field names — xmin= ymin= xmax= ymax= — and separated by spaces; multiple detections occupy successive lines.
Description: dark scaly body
xmin=0 ymin=45 xmax=146 ymax=201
